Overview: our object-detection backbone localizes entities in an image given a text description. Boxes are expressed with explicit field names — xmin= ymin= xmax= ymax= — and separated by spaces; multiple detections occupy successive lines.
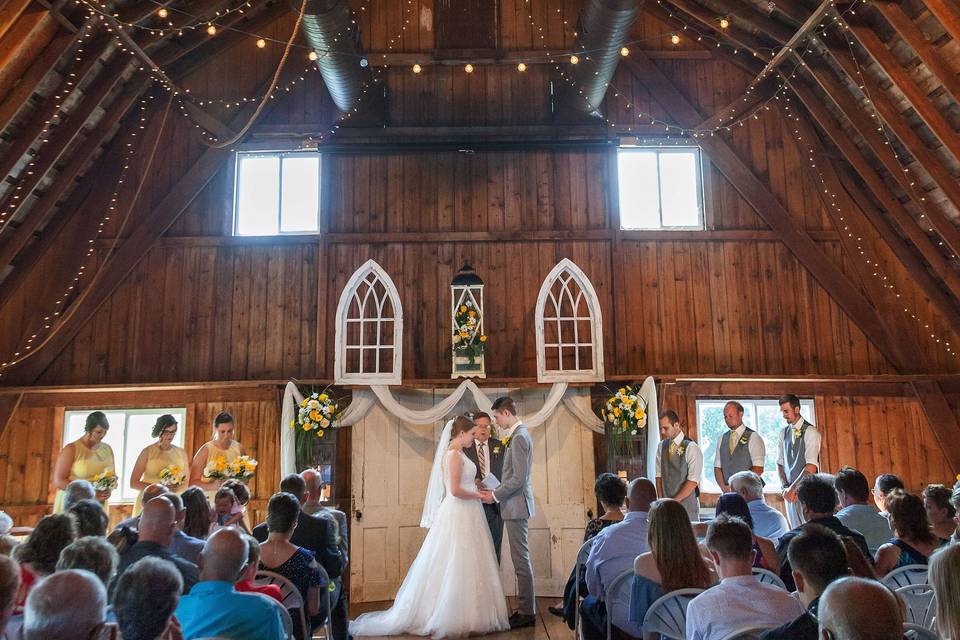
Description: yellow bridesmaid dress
xmin=201 ymin=440 xmax=242 ymax=502
xmin=52 ymin=441 xmax=115 ymax=513
xmin=133 ymin=443 xmax=190 ymax=515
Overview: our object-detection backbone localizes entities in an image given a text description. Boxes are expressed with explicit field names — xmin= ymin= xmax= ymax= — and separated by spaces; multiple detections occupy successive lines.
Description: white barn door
xmin=349 ymin=387 xmax=596 ymax=602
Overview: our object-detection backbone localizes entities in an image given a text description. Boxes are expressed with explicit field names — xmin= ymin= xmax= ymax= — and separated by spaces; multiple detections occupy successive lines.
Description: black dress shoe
xmin=547 ymin=605 xmax=565 ymax=618
xmin=509 ymin=614 xmax=536 ymax=629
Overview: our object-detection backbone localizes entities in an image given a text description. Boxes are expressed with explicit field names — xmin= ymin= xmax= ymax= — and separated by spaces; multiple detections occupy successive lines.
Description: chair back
xmin=255 ymin=570 xmax=309 ymax=640
xmin=882 ymin=564 xmax=928 ymax=590
xmin=605 ymin=569 xmax=643 ymax=640
xmin=717 ymin=627 xmax=776 ymax=640
xmin=896 ymin=584 xmax=937 ymax=629
xmin=902 ymin=622 xmax=940 ymax=640
xmin=641 ymin=588 xmax=706 ymax=640
xmin=752 ymin=567 xmax=787 ymax=590
xmin=574 ymin=538 xmax=596 ymax=640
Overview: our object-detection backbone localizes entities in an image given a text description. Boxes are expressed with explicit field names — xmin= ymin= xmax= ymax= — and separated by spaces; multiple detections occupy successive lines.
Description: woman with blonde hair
xmin=630 ymin=499 xmax=717 ymax=632
xmin=930 ymin=544 xmax=960 ymax=639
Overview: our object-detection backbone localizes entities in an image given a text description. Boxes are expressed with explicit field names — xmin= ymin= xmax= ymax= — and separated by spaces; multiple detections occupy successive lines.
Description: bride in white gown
xmin=350 ymin=415 xmax=511 ymax=639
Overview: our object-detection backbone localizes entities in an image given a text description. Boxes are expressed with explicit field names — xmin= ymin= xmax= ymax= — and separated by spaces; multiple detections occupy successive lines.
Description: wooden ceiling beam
xmin=0 ymin=68 xmax=148 ymax=273
xmin=873 ymin=1 xmax=960 ymax=107
xmin=0 ymin=30 xmax=73 ymax=133
xmin=753 ymin=0 xmax=833 ymax=80
xmin=134 ymin=0 xmax=240 ymax=54
xmin=0 ymin=0 xmax=34 ymax=40
xmin=0 ymin=7 xmax=57 ymax=101
xmin=0 ymin=392 xmax=22 ymax=442
xmin=624 ymin=52 xmax=916 ymax=372
xmin=701 ymin=0 xmax=795 ymax=41
xmin=912 ymin=380 xmax=960 ymax=473
xmin=921 ymin=0 xmax=960 ymax=43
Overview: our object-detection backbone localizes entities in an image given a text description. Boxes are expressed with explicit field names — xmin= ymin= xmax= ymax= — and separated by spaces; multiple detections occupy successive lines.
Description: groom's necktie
xmin=478 ymin=442 xmax=488 ymax=477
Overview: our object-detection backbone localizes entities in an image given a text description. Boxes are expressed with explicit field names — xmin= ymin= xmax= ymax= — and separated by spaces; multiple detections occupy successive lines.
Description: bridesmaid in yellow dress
xmin=52 ymin=411 xmax=116 ymax=512
xmin=189 ymin=410 xmax=246 ymax=501
xmin=129 ymin=414 xmax=190 ymax=515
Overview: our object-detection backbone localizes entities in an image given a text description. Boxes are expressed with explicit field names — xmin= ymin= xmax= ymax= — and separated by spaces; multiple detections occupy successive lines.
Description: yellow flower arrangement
xmin=91 ymin=468 xmax=118 ymax=492
xmin=453 ymin=299 xmax=486 ymax=362
xmin=296 ymin=388 xmax=341 ymax=440
xmin=601 ymin=384 xmax=648 ymax=435
xmin=159 ymin=465 xmax=186 ymax=487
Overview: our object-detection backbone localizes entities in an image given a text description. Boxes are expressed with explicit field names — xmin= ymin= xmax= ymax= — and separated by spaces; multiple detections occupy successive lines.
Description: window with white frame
xmin=617 ymin=146 xmax=704 ymax=229
xmin=233 ymin=151 xmax=321 ymax=235
xmin=696 ymin=398 xmax=817 ymax=493
xmin=63 ymin=408 xmax=186 ymax=504
xmin=535 ymin=258 xmax=604 ymax=382
xmin=334 ymin=260 xmax=403 ymax=385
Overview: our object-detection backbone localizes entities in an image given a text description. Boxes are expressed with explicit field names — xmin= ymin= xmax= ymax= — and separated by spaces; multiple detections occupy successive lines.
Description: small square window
xmin=617 ymin=147 xmax=704 ymax=229
xmin=234 ymin=151 xmax=321 ymax=235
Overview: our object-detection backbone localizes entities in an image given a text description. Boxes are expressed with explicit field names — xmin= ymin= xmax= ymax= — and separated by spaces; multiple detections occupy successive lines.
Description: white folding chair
xmin=882 ymin=564 xmax=928 ymax=590
xmin=902 ymin=623 xmax=940 ymax=640
xmin=752 ymin=567 xmax=787 ymax=590
xmin=641 ymin=588 xmax=706 ymax=640
xmin=255 ymin=570 xmax=310 ymax=640
xmin=897 ymin=584 xmax=937 ymax=630
xmin=605 ymin=569 xmax=642 ymax=640
xmin=717 ymin=627 xmax=777 ymax=640
xmin=574 ymin=538 xmax=597 ymax=640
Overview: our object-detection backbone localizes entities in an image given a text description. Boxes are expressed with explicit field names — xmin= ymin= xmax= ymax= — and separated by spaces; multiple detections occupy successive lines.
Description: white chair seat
xmin=903 ymin=622 xmax=940 ymax=640
xmin=896 ymin=584 xmax=937 ymax=630
xmin=256 ymin=570 xmax=309 ymax=640
xmin=641 ymin=588 xmax=706 ymax=640
xmin=752 ymin=567 xmax=787 ymax=590
xmin=882 ymin=564 xmax=928 ymax=590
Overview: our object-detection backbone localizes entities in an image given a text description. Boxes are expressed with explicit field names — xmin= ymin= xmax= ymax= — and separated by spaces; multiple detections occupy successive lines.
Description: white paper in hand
xmin=481 ymin=473 xmax=500 ymax=490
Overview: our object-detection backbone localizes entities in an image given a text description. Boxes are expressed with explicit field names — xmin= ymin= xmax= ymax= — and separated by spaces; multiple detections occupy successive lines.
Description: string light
xmin=308 ymin=50 xmax=318 ymax=61
xmin=620 ymin=47 xmax=629 ymax=57
xmin=517 ymin=62 xmax=527 ymax=72
xmin=464 ymin=63 xmax=474 ymax=73
xmin=670 ymin=33 xmax=680 ymax=45
xmin=720 ymin=17 xmax=730 ymax=29
xmin=157 ymin=7 xmax=168 ymax=18
xmin=569 ymin=54 xmax=579 ymax=64
xmin=206 ymin=24 xmax=216 ymax=36
xmin=412 ymin=63 xmax=422 ymax=74
xmin=256 ymin=38 xmax=266 ymax=49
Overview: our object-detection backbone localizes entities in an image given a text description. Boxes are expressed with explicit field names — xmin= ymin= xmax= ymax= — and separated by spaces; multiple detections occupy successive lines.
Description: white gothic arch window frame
xmin=535 ymin=258 xmax=605 ymax=383
xmin=334 ymin=259 xmax=404 ymax=385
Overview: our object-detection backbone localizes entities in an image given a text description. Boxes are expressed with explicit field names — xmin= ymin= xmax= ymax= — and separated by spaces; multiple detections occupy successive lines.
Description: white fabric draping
xmin=279 ymin=377 xmax=657 ymax=477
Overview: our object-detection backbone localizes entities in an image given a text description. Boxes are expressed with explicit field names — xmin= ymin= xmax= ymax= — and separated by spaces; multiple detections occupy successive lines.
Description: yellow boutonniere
xmin=739 ymin=434 xmax=750 ymax=446
xmin=676 ymin=444 xmax=686 ymax=457
xmin=500 ymin=436 xmax=511 ymax=449
xmin=493 ymin=446 xmax=501 ymax=454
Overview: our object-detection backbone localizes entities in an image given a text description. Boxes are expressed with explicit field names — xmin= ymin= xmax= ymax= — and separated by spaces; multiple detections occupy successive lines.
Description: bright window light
xmin=234 ymin=152 xmax=321 ymax=235
xmin=618 ymin=147 xmax=704 ymax=229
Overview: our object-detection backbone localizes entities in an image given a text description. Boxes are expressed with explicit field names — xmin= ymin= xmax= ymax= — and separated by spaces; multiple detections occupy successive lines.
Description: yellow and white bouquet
xmin=601 ymin=385 xmax=648 ymax=436
xmin=228 ymin=455 xmax=258 ymax=480
xmin=203 ymin=455 xmax=231 ymax=481
xmin=159 ymin=465 xmax=186 ymax=487
xmin=452 ymin=301 xmax=486 ymax=363
xmin=294 ymin=391 xmax=340 ymax=440
xmin=91 ymin=468 xmax=118 ymax=492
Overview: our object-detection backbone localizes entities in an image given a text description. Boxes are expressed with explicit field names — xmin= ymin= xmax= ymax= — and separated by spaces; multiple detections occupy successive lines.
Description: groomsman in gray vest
xmin=463 ymin=411 xmax=504 ymax=562
xmin=655 ymin=410 xmax=703 ymax=521
xmin=713 ymin=401 xmax=766 ymax=493
xmin=777 ymin=394 xmax=820 ymax=528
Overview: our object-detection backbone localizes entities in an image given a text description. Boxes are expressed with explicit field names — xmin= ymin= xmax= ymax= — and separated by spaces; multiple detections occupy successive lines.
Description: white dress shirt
xmin=776 ymin=418 xmax=821 ymax=469
xmin=713 ymin=425 xmax=766 ymax=469
xmin=654 ymin=431 xmax=703 ymax=482
xmin=685 ymin=574 xmax=805 ymax=640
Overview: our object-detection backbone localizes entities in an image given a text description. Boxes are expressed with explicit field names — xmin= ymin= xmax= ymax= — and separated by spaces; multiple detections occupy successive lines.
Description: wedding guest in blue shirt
xmin=175 ymin=526 xmax=284 ymax=640
xmin=166 ymin=493 xmax=204 ymax=565
xmin=729 ymin=471 xmax=789 ymax=543
xmin=580 ymin=478 xmax=656 ymax=640
xmin=834 ymin=466 xmax=892 ymax=555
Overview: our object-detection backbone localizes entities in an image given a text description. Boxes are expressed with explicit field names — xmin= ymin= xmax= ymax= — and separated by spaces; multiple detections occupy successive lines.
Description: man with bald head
xmin=580 ymin=478 xmax=658 ymax=640
xmin=175 ymin=527 xmax=284 ymax=640
xmin=111 ymin=494 xmax=198 ymax=596
xmin=113 ymin=482 xmax=168 ymax=532
xmin=818 ymin=577 xmax=904 ymax=640
xmin=24 ymin=569 xmax=107 ymax=640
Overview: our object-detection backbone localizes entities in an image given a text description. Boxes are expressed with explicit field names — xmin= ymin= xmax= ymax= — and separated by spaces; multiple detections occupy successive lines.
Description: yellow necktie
xmin=668 ymin=442 xmax=677 ymax=459
xmin=728 ymin=432 xmax=738 ymax=454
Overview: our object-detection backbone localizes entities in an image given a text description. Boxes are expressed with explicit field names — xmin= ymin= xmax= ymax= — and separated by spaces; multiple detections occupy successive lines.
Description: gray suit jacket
xmin=493 ymin=424 xmax=535 ymax=520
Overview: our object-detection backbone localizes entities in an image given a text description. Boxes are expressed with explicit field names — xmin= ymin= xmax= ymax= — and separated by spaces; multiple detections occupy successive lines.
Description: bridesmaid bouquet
xmin=159 ymin=465 xmax=186 ymax=487
xmin=91 ymin=469 xmax=118 ymax=492
xmin=228 ymin=455 xmax=258 ymax=480
xmin=203 ymin=455 xmax=231 ymax=481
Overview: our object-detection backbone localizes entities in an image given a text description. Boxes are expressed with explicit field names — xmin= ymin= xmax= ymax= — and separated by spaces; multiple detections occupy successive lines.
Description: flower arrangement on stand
xmin=292 ymin=387 xmax=343 ymax=467
xmin=452 ymin=301 xmax=487 ymax=364
xmin=600 ymin=385 xmax=648 ymax=477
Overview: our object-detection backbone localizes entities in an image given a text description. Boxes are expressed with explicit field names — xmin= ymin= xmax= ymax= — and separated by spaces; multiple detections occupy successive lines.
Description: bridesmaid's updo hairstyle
xmin=213 ymin=411 xmax=234 ymax=427
xmin=151 ymin=414 xmax=178 ymax=438
xmin=451 ymin=415 xmax=474 ymax=436
xmin=84 ymin=411 xmax=109 ymax=433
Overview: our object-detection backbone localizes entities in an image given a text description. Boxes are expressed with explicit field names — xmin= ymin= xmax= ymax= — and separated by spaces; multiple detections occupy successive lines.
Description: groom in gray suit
xmin=483 ymin=396 xmax=537 ymax=629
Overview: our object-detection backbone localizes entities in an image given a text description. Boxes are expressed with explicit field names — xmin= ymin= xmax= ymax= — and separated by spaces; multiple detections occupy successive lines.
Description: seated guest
xmin=874 ymin=490 xmax=941 ymax=575
xmin=631 ymin=499 xmax=716 ymax=627
xmin=213 ymin=486 xmax=249 ymax=533
xmin=13 ymin=513 xmax=77 ymax=604
xmin=817 ymin=577 xmax=903 ymax=640
xmin=580 ymin=478 xmax=656 ymax=640
xmin=695 ymin=493 xmax=779 ymax=573
xmin=922 ymin=483 xmax=956 ymax=543
xmin=112 ymin=495 xmax=198 ymax=595
xmin=181 ymin=486 xmax=214 ymax=540
xmin=166 ymin=492 xmax=203 ymax=564
xmin=873 ymin=473 xmax=904 ymax=518
xmin=175 ymin=527 xmax=284 ymax=640
xmin=114 ymin=483 xmax=168 ymax=532
xmin=759 ymin=525 xmax=849 ymax=640
xmin=235 ymin=535 xmax=283 ymax=603
xmin=259 ymin=492 xmax=327 ymax=639
xmin=775 ymin=474 xmax=869 ymax=591
xmin=930 ymin=542 xmax=960 ymax=640
xmin=56 ymin=536 xmax=118 ymax=587
xmin=302 ymin=468 xmax=349 ymax=559
xmin=114 ymin=557 xmax=183 ymax=640
xmin=24 ymin=569 xmax=109 ymax=640
xmin=0 ymin=556 xmax=20 ymax=637
xmin=62 ymin=479 xmax=96 ymax=512
xmin=729 ymin=471 xmax=789 ymax=543
xmin=253 ymin=473 xmax=343 ymax=584
xmin=67 ymin=498 xmax=110 ymax=537
xmin=685 ymin=515 xmax=804 ymax=640
xmin=834 ymin=466 xmax=893 ymax=554
xmin=552 ymin=472 xmax=626 ymax=624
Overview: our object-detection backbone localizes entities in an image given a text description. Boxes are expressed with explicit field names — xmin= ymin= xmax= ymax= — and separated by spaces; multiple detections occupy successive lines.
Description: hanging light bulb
xmin=308 ymin=50 xmax=319 ymax=61
xmin=517 ymin=62 xmax=527 ymax=72
xmin=206 ymin=24 xmax=217 ymax=35
xmin=464 ymin=63 xmax=474 ymax=73
xmin=569 ymin=54 xmax=579 ymax=64
xmin=720 ymin=17 xmax=730 ymax=29
xmin=412 ymin=63 xmax=422 ymax=73
xmin=256 ymin=38 xmax=266 ymax=49
xmin=157 ymin=7 xmax=168 ymax=18
xmin=670 ymin=33 xmax=680 ymax=44
xmin=620 ymin=47 xmax=629 ymax=57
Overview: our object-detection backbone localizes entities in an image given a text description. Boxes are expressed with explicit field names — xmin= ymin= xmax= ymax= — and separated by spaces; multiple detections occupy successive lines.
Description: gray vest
xmin=782 ymin=421 xmax=812 ymax=483
xmin=719 ymin=428 xmax=755 ymax=485
xmin=660 ymin=437 xmax=700 ymax=519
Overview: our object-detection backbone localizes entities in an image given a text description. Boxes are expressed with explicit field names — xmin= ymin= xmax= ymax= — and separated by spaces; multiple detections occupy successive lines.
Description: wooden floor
xmin=350 ymin=597 xmax=573 ymax=640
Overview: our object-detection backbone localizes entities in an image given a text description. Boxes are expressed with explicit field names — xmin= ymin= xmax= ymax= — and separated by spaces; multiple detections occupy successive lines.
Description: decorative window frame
xmin=535 ymin=258 xmax=605 ymax=383
xmin=334 ymin=259 xmax=403 ymax=385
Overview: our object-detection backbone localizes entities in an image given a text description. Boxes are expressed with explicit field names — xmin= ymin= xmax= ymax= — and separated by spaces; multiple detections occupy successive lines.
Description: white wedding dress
xmin=350 ymin=450 xmax=510 ymax=638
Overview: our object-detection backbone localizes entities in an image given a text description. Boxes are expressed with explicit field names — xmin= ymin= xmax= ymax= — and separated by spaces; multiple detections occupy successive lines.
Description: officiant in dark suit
xmin=464 ymin=411 xmax=504 ymax=562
